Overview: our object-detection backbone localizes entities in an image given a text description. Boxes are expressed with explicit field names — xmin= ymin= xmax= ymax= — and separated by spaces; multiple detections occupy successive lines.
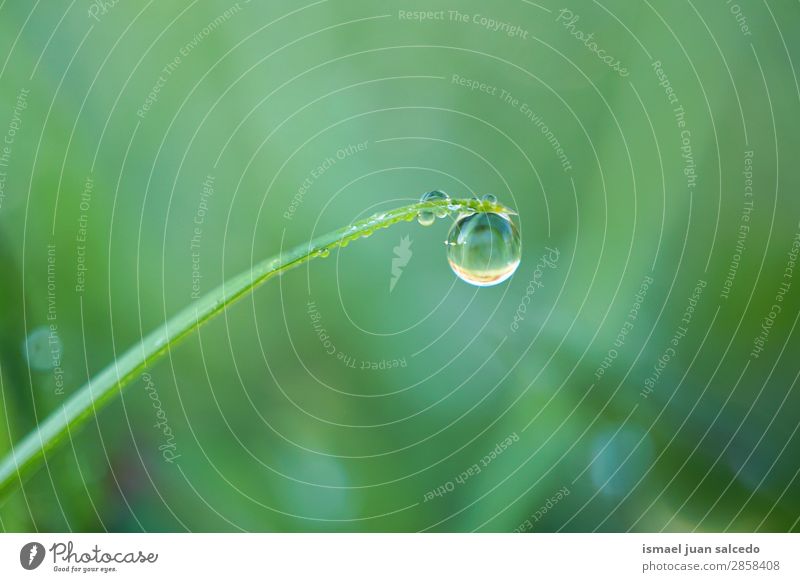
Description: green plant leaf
xmin=0 ymin=197 xmax=513 ymax=500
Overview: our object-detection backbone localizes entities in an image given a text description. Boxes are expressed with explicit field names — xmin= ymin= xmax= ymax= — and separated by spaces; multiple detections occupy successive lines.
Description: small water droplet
xmin=446 ymin=212 xmax=521 ymax=286
xmin=417 ymin=213 xmax=435 ymax=227
xmin=417 ymin=190 xmax=450 ymax=226
xmin=318 ymin=248 xmax=330 ymax=258
xmin=417 ymin=210 xmax=436 ymax=226
xmin=23 ymin=326 xmax=62 ymax=372
xmin=482 ymin=193 xmax=497 ymax=204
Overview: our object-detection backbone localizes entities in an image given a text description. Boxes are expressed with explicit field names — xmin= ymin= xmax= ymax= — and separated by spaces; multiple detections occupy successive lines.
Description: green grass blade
xmin=0 ymin=197 xmax=512 ymax=500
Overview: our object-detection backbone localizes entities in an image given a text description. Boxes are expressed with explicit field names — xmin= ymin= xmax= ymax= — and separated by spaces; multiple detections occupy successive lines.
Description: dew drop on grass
xmin=417 ymin=190 xmax=450 ymax=226
xmin=446 ymin=211 xmax=521 ymax=286
xmin=23 ymin=326 xmax=61 ymax=372
xmin=417 ymin=214 xmax=435 ymax=227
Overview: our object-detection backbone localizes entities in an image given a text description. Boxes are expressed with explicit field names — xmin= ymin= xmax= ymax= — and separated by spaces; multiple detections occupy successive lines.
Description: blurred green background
xmin=1 ymin=0 xmax=799 ymax=532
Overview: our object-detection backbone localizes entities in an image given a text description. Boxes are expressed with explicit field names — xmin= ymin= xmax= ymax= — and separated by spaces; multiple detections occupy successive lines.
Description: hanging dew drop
xmin=446 ymin=211 xmax=521 ymax=286
xmin=417 ymin=190 xmax=450 ymax=226
xmin=417 ymin=212 xmax=435 ymax=227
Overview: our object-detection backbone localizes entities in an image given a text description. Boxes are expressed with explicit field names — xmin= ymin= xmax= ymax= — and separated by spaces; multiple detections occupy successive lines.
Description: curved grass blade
xmin=0 ymin=197 xmax=513 ymax=500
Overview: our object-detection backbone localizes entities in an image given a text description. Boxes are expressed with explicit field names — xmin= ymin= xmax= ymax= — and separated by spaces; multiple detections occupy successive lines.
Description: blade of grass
xmin=0 ymin=197 xmax=513 ymax=500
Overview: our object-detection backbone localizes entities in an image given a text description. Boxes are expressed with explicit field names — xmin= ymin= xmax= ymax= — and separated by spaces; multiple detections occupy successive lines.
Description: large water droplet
xmin=446 ymin=212 xmax=521 ymax=286
xmin=418 ymin=190 xmax=450 ymax=226
xmin=23 ymin=326 xmax=62 ymax=372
